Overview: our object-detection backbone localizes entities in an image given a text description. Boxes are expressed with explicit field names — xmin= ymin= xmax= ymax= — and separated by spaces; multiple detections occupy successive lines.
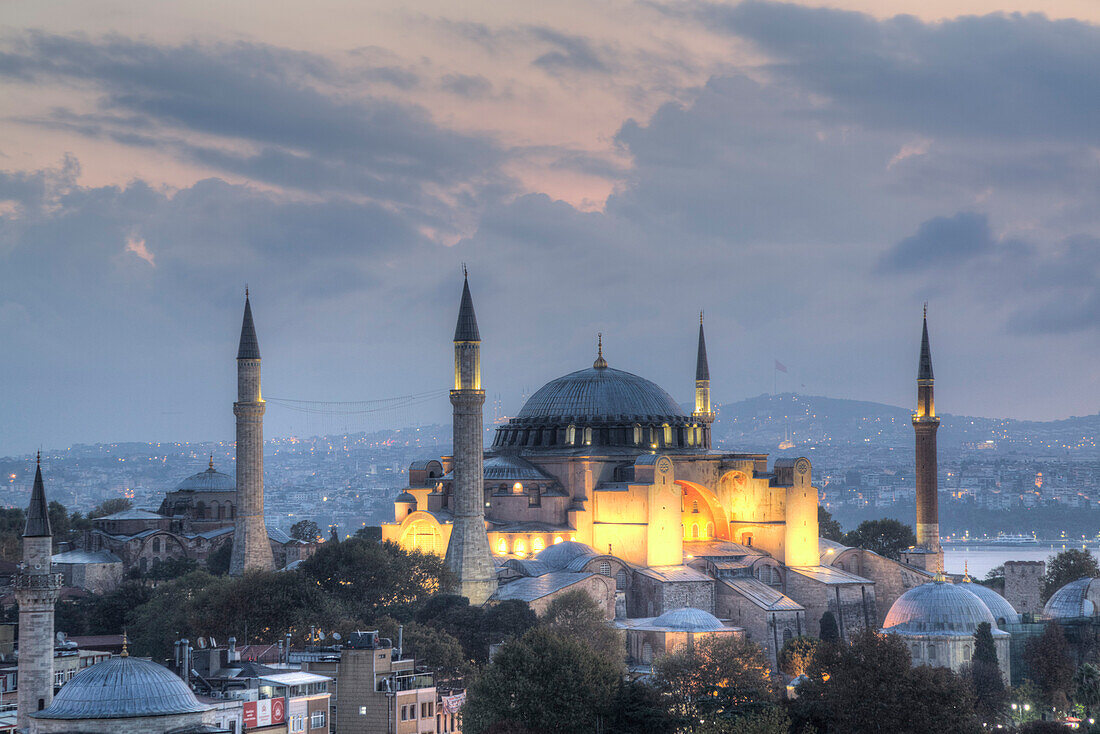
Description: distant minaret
xmin=16 ymin=453 xmax=60 ymax=730
xmin=230 ymin=290 xmax=274 ymax=575
xmin=693 ymin=312 xmax=715 ymax=449
xmin=913 ymin=305 xmax=943 ymax=569
xmin=443 ymin=271 xmax=497 ymax=604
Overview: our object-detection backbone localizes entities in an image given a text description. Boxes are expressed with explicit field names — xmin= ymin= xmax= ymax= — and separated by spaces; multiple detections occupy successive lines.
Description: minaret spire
xmin=24 ymin=455 xmax=51 ymax=537
xmin=909 ymin=304 xmax=943 ymax=572
xmin=444 ymin=273 xmax=497 ymax=604
xmin=692 ymin=312 xmax=714 ymax=449
xmin=230 ymin=291 xmax=274 ymax=575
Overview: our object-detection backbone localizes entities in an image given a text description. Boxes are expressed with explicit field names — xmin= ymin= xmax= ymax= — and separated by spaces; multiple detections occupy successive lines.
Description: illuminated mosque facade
xmin=384 ymin=276 xmax=944 ymax=667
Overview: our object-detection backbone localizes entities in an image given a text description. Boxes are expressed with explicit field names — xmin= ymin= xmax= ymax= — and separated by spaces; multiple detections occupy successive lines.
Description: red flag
xmin=774 ymin=360 xmax=788 ymax=373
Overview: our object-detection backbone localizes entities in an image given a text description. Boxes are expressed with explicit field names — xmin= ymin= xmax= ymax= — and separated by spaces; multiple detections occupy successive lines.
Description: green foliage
xmin=289 ymin=520 xmax=320 ymax=542
xmin=300 ymin=538 xmax=451 ymax=617
xmin=47 ymin=501 xmax=70 ymax=541
xmin=1074 ymin=663 xmax=1100 ymax=713
xmin=88 ymin=498 xmax=133 ymax=519
xmin=206 ymin=541 xmax=232 ymax=575
xmin=412 ymin=595 xmax=537 ymax=665
xmin=1025 ymin=622 xmax=1075 ymax=711
xmin=791 ymin=630 xmax=979 ymax=734
xmin=604 ymin=680 xmax=677 ymax=734
xmin=464 ymin=626 xmax=621 ymax=734
xmin=817 ymin=507 xmax=844 ymax=542
xmin=355 ymin=526 xmax=382 ymax=543
xmin=696 ymin=704 xmax=791 ymax=734
xmin=779 ymin=636 xmax=819 ymax=677
xmin=969 ymin=622 xmax=1006 ymax=723
xmin=145 ymin=557 xmax=199 ymax=581
xmin=1042 ymin=549 xmax=1100 ymax=603
xmin=818 ymin=612 xmax=840 ymax=643
xmin=0 ymin=508 xmax=26 ymax=561
xmin=539 ymin=589 xmax=621 ymax=664
xmin=841 ymin=518 xmax=917 ymax=560
xmin=654 ymin=635 xmax=776 ymax=729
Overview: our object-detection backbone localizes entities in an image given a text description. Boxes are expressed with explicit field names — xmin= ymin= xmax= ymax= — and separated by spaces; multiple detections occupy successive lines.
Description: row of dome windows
xmin=495 ymin=535 xmax=571 ymax=556
xmin=493 ymin=422 xmax=707 ymax=449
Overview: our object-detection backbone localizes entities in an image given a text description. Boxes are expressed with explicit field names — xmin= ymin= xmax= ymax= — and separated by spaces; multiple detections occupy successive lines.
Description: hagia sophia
xmin=10 ymin=278 xmax=1100 ymax=730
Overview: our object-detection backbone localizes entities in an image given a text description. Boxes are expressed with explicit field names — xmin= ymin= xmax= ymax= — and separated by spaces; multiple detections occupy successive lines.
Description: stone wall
xmin=1005 ymin=561 xmax=1046 ymax=617
xmin=785 ymin=574 xmax=876 ymax=640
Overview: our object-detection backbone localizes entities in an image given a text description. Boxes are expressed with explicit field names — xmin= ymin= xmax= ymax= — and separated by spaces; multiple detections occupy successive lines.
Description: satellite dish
xmin=317 ymin=631 xmax=326 ymax=641
xmin=197 ymin=637 xmax=207 ymax=649
xmin=56 ymin=632 xmax=67 ymax=644
xmin=331 ymin=632 xmax=341 ymax=641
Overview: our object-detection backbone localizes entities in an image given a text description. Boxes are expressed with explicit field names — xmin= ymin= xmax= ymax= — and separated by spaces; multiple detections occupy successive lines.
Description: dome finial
xmin=121 ymin=631 xmax=129 ymax=657
xmin=209 ymin=455 xmax=214 ymax=471
xmin=700 ymin=310 xmax=704 ymax=325
xmin=593 ymin=333 xmax=608 ymax=369
xmin=36 ymin=449 xmax=40 ymax=466
xmin=963 ymin=560 xmax=971 ymax=582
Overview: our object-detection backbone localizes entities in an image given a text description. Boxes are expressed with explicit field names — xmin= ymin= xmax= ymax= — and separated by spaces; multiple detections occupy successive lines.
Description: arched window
xmin=583 ymin=427 xmax=592 ymax=446
xmin=553 ymin=536 xmax=563 ymax=545
xmin=532 ymin=537 xmax=545 ymax=552
xmin=741 ymin=533 xmax=753 ymax=547
xmin=783 ymin=628 xmax=793 ymax=644
xmin=633 ymin=424 xmax=642 ymax=445
xmin=566 ymin=425 xmax=576 ymax=445
xmin=152 ymin=537 xmax=162 ymax=553
xmin=514 ymin=539 xmax=526 ymax=556
xmin=496 ymin=538 xmax=508 ymax=555
xmin=599 ymin=562 xmax=612 ymax=576
xmin=217 ymin=503 xmax=224 ymax=520
xmin=692 ymin=500 xmax=699 ymax=514
xmin=528 ymin=485 xmax=541 ymax=507
xmin=705 ymin=522 xmax=714 ymax=538
xmin=642 ymin=642 xmax=654 ymax=664
xmin=663 ymin=424 xmax=672 ymax=445
xmin=691 ymin=523 xmax=700 ymax=539
xmin=512 ymin=482 xmax=523 ymax=494
xmin=928 ymin=644 xmax=937 ymax=662
xmin=616 ymin=569 xmax=628 ymax=590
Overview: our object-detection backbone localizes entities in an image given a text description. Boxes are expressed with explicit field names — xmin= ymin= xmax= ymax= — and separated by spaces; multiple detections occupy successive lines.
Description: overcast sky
xmin=1 ymin=0 xmax=1098 ymax=454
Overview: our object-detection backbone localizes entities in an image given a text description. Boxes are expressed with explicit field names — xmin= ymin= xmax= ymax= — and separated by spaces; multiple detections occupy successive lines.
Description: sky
xmin=1 ymin=0 xmax=1098 ymax=454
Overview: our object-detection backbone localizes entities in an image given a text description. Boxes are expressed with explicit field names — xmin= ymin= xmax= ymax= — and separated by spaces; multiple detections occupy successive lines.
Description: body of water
xmin=943 ymin=543 xmax=1100 ymax=578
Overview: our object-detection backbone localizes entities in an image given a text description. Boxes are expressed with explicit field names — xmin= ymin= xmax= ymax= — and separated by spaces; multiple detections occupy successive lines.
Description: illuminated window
xmin=553 ymin=536 xmax=563 ymax=545
xmin=566 ymin=425 xmax=576 ymax=445
xmin=633 ymin=424 xmax=642 ymax=445
xmin=496 ymin=538 xmax=508 ymax=554
xmin=583 ymin=427 xmax=592 ymax=445
xmin=692 ymin=500 xmax=699 ymax=514
xmin=705 ymin=522 xmax=713 ymax=538
xmin=687 ymin=429 xmax=694 ymax=447
xmin=532 ymin=537 xmax=545 ymax=552
xmin=514 ymin=539 xmax=526 ymax=556
xmin=513 ymin=482 xmax=523 ymax=494
xmin=663 ymin=424 xmax=672 ymax=444
xmin=691 ymin=523 xmax=699 ymax=539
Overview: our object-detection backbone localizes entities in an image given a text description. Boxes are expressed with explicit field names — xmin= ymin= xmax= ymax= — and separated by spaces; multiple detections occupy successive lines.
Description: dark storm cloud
xmin=697 ymin=1 xmax=1100 ymax=141
xmin=0 ymin=32 xmax=506 ymax=201
xmin=878 ymin=212 xmax=999 ymax=272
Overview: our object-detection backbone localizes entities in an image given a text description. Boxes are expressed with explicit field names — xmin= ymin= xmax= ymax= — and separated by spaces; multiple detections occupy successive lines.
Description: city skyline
xmin=2 ymin=0 xmax=1099 ymax=454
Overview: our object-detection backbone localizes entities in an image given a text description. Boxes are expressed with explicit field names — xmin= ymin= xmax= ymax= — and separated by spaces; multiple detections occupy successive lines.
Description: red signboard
xmin=244 ymin=697 xmax=286 ymax=729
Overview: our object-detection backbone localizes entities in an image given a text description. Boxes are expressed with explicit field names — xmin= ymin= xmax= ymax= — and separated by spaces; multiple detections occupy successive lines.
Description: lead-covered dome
xmin=33 ymin=656 xmax=209 ymax=720
xmin=518 ymin=366 xmax=687 ymax=422
xmin=651 ymin=607 xmax=726 ymax=632
xmin=961 ymin=578 xmax=1020 ymax=625
xmin=174 ymin=461 xmax=234 ymax=492
xmin=883 ymin=579 xmax=998 ymax=635
xmin=1044 ymin=577 xmax=1100 ymax=620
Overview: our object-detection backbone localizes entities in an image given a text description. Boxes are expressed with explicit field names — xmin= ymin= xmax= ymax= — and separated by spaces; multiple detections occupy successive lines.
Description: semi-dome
xmin=395 ymin=491 xmax=417 ymax=504
xmin=651 ymin=607 xmax=726 ymax=632
xmin=534 ymin=540 xmax=596 ymax=569
xmin=33 ymin=655 xmax=209 ymax=720
xmin=174 ymin=460 xmax=234 ymax=492
xmin=960 ymin=578 xmax=1020 ymax=625
xmin=1044 ymin=577 xmax=1100 ymax=620
xmin=517 ymin=366 xmax=686 ymax=422
xmin=883 ymin=578 xmax=998 ymax=636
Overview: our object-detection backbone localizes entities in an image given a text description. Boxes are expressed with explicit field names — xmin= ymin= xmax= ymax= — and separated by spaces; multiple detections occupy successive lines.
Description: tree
xmin=842 ymin=518 xmax=917 ymax=560
xmin=969 ymin=622 xmax=1006 ymax=724
xmin=1042 ymin=549 xmax=1100 ymax=603
xmin=48 ymin=501 xmax=71 ymax=543
xmin=539 ymin=589 xmax=620 ymax=663
xmin=818 ymin=507 xmax=844 ymax=542
xmin=207 ymin=541 xmax=232 ymax=575
xmin=145 ymin=557 xmax=199 ymax=581
xmin=819 ymin=611 xmax=840 ymax=643
xmin=604 ymin=680 xmax=677 ymax=734
xmin=415 ymin=594 xmax=488 ymax=663
xmin=779 ymin=636 xmax=818 ymax=677
xmin=290 ymin=520 xmax=321 ymax=542
xmin=0 ymin=508 xmax=26 ymax=561
xmin=1074 ymin=663 xmax=1100 ymax=717
xmin=1025 ymin=622 xmax=1075 ymax=711
xmin=464 ymin=627 xmax=621 ymax=734
xmin=654 ymin=635 xmax=776 ymax=729
xmin=696 ymin=705 xmax=790 ymax=734
xmin=791 ymin=630 xmax=979 ymax=734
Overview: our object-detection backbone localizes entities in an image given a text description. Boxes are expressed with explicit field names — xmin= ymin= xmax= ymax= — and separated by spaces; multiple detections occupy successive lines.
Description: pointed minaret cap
xmin=453 ymin=269 xmax=481 ymax=342
xmin=237 ymin=289 xmax=261 ymax=360
xmin=918 ymin=303 xmax=933 ymax=381
xmin=696 ymin=311 xmax=710 ymax=382
xmin=593 ymin=333 xmax=608 ymax=369
xmin=24 ymin=451 xmax=52 ymax=538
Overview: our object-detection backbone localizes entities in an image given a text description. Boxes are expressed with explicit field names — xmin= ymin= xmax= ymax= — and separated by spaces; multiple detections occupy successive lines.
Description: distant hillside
xmin=708 ymin=393 xmax=1099 ymax=454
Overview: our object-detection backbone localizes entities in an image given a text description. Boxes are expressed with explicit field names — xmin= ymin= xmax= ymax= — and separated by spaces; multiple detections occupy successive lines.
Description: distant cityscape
xmin=2 ymin=392 xmax=1096 ymax=540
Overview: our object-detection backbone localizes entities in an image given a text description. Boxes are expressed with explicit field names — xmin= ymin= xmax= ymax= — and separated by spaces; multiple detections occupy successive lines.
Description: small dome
xmin=1044 ymin=577 xmax=1100 ymax=620
xmin=960 ymin=579 xmax=1020 ymax=625
xmin=33 ymin=656 xmax=209 ymax=720
xmin=883 ymin=579 xmax=997 ymax=635
xmin=395 ymin=492 xmax=417 ymax=504
xmin=517 ymin=367 xmax=687 ymax=422
xmin=534 ymin=541 xmax=595 ymax=569
xmin=652 ymin=607 xmax=726 ymax=632
xmin=174 ymin=464 xmax=234 ymax=492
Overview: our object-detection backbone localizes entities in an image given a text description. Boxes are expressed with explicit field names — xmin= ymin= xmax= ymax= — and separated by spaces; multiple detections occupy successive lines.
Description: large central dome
xmin=518 ymin=366 xmax=687 ymax=421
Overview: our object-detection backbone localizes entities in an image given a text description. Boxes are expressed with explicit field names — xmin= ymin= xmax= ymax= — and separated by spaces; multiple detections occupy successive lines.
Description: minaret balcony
xmin=15 ymin=572 xmax=63 ymax=589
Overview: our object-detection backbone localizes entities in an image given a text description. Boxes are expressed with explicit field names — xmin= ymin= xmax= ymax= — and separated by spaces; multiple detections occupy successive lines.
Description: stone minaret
xmin=16 ymin=453 xmax=61 ymax=730
xmin=443 ymin=272 xmax=497 ymax=604
xmin=912 ymin=305 xmax=943 ymax=571
xmin=692 ymin=312 xmax=715 ymax=449
xmin=230 ymin=290 xmax=274 ymax=575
